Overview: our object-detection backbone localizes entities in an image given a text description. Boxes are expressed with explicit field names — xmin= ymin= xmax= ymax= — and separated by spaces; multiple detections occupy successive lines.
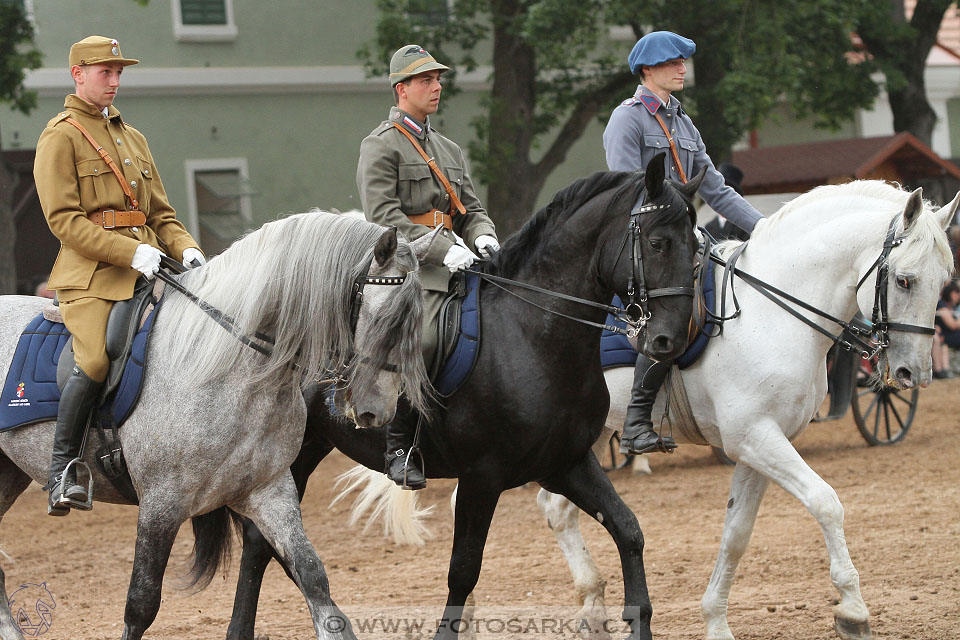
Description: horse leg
xmin=700 ymin=463 xmax=769 ymax=640
xmin=728 ymin=424 xmax=872 ymax=640
xmin=226 ymin=438 xmax=333 ymax=640
xmin=435 ymin=479 xmax=500 ymax=640
xmin=232 ymin=471 xmax=354 ymax=640
xmin=537 ymin=488 xmax=611 ymax=640
xmin=0 ymin=456 xmax=35 ymax=640
xmin=540 ymin=453 xmax=651 ymax=640
xmin=121 ymin=504 xmax=184 ymax=640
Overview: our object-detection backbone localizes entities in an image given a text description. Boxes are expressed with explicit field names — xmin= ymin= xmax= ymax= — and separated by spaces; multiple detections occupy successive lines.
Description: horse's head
xmin=612 ymin=153 xmax=703 ymax=361
xmin=858 ymin=188 xmax=959 ymax=389
xmin=339 ymin=226 xmax=432 ymax=428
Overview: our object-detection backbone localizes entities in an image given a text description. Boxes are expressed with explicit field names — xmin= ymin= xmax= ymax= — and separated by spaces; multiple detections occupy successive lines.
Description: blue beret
xmin=628 ymin=31 xmax=696 ymax=74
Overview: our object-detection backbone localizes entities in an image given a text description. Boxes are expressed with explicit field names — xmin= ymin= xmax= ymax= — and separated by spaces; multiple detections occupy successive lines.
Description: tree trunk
xmin=485 ymin=0 xmax=537 ymax=235
xmin=859 ymin=0 xmax=953 ymax=147
xmin=0 ymin=132 xmax=17 ymax=295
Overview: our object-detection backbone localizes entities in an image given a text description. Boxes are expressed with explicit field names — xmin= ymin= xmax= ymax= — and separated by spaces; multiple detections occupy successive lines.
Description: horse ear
xmin=901 ymin=187 xmax=924 ymax=231
xmin=933 ymin=191 xmax=959 ymax=230
xmin=644 ymin=152 xmax=666 ymax=199
xmin=374 ymin=226 xmax=398 ymax=266
xmin=680 ymin=166 xmax=707 ymax=198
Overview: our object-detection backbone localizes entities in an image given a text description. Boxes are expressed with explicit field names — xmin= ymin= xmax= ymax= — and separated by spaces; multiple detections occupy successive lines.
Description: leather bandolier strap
xmin=652 ymin=112 xmax=688 ymax=184
xmin=63 ymin=117 xmax=144 ymax=228
xmin=392 ymin=122 xmax=466 ymax=229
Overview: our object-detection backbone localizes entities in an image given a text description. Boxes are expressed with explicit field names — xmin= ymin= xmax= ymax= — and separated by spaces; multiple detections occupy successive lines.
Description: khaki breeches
xmin=59 ymin=297 xmax=114 ymax=383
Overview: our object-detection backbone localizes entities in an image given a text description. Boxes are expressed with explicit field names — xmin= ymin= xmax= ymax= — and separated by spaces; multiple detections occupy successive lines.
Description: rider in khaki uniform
xmin=34 ymin=36 xmax=205 ymax=516
xmin=357 ymin=45 xmax=499 ymax=490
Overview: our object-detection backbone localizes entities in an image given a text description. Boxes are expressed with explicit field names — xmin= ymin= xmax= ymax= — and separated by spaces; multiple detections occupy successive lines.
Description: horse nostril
xmin=651 ymin=334 xmax=674 ymax=355
xmin=896 ymin=367 xmax=913 ymax=386
xmin=355 ymin=412 xmax=377 ymax=428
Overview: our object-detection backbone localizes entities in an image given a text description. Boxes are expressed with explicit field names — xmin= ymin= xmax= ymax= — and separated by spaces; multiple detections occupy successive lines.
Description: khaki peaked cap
xmin=389 ymin=44 xmax=449 ymax=86
xmin=69 ymin=36 xmax=139 ymax=68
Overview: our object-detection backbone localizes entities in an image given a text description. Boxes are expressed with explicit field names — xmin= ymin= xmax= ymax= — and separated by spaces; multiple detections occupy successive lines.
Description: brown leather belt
xmin=87 ymin=209 xmax=146 ymax=229
xmin=407 ymin=209 xmax=453 ymax=230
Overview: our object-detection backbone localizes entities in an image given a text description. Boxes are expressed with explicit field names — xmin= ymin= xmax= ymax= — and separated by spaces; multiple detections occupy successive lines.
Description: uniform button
xmin=116 ymin=139 xmax=123 ymax=145
xmin=666 ymin=113 xmax=672 ymax=118
xmin=93 ymin=168 xmax=99 ymax=174
xmin=144 ymin=169 xmax=150 ymax=175
xmin=124 ymin=158 xmax=132 ymax=166
xmin=131 ymin=227 xmax=139 ymax=232
xmin=130 ymin=180 xmax=138 ymax=188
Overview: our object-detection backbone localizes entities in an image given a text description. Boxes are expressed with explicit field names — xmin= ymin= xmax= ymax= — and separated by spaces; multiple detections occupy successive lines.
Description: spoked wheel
xmin=850 ymin=357 xmax=919 ymax=445
xmin=600 ymin=432 xmax=634 ymax=472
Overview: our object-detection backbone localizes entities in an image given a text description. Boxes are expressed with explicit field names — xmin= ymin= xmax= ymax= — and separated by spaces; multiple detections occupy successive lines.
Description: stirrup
xmin=390 ymin=448 xmax=426 ymax=491
xmin=619 ymin=433 xmax=677 ymax=456
xmin=52 ymin=459 xmax=95 ymax=512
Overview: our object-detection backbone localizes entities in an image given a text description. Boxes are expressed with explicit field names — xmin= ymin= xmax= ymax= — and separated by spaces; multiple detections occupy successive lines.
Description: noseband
xmin=618 ymin=191 xmax=695 ymax=326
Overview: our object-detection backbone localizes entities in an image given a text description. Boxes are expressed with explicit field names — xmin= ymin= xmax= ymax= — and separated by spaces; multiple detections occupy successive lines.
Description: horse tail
xmin=330 ymin=465 xmax=435 ymax=546
xmin=185 ymin=506 xmax=243 ymax=591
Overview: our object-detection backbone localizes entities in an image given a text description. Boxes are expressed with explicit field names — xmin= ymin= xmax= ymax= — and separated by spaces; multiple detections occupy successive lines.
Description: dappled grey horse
xmin=0 ymin=211 xmax=432 ymax=639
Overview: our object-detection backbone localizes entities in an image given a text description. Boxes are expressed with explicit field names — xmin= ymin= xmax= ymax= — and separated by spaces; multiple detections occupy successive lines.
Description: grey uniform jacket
xmin=603 ymin=85 xmax=763 ymax=234
xmin=357 ymin=107 xmax=498 ymax=292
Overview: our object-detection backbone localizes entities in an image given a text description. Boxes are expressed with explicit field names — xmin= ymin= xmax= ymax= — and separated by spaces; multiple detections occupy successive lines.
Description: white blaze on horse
xmin=537 ymin=181 xmax=958 ymax=640
xmin=0 ymin=211 xmax=431 ymax=640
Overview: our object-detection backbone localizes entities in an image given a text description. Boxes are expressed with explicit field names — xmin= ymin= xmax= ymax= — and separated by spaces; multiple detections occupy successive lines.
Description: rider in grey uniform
xmin=603 ymin=31 xmax=764 ymax=455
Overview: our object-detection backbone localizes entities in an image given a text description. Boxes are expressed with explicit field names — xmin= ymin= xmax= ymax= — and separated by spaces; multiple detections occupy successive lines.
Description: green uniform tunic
xmin=357 ymin=107 xmax=497 ymax=367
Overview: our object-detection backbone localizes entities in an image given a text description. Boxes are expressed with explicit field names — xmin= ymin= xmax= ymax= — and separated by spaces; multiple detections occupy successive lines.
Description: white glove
xmin=474 ymin=234 xmax=500 ymax=259
xmin=182 ymin=247 xmax=206 ymax=269
xmin=443 ymin=243 xmax=478 ymax=272
xmin=131 ymin=244 xmax=164 ymax=279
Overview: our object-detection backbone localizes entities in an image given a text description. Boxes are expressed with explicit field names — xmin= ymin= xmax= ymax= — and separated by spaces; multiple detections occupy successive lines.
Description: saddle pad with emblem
xmin=0 ymin=301 xmax=161 ymax=432
xmin=600 ymin=254 xmax=717 ymax=370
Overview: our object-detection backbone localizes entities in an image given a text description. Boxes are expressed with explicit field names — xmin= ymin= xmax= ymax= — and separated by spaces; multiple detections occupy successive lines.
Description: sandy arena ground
xmin=2 ymin=378 xmax=958 ymax=639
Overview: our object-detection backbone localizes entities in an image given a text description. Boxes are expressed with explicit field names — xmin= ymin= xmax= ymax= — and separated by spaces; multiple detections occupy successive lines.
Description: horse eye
xmin=648 ymin=238 xmax=667 ymax=252
xmin=895 ymin=275 xmax=911 ymax=289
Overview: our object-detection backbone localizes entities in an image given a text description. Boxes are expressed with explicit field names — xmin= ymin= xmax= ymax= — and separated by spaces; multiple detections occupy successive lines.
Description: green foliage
xmin=0 ymin=0 xmax=41 ymax=114
xmin=359 ymin=0 xmax=894 ymax=206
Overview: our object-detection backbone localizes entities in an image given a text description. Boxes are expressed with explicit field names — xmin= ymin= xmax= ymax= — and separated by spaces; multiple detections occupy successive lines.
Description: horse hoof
xmin=834 ymin=617 xmax=872 ymax=640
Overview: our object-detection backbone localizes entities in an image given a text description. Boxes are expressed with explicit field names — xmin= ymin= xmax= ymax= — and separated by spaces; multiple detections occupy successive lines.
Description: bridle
xmin=473 ymin=186 xmax=695 ymax=339
xmin=617 ymin=190 xmax=696 ymax=326
xmin=348 ymin=256 xmax=408 ymax=334
xmin=711 ymin=212 xmax=935 ymax=360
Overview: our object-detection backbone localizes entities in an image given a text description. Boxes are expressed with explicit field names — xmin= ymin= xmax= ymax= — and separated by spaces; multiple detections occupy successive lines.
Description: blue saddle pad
xmin=600 ymin=256 xmax=718 ymax=370
xmin=433 ymin=271 xmax=480 ymax=397
xmin=0 ymin=303 xmax=161 ymax=432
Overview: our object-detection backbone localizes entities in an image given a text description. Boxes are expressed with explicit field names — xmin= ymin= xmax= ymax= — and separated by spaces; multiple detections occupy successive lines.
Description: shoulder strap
xmin=391 ymin=122 xmax=466 ymax=215
xmin=651 ymin=112 xmax=688 ymax=184
xmin=63 ymin=117 xmax=139 ymax=210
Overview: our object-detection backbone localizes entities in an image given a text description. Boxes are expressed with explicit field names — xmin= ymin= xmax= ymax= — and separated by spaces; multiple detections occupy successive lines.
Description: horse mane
xmin=157 ymin=211 xmax=427 ymax=401
xmin=751 ymin=180 xmax=952 ymax=272
xmin=487 ymin=170 xmax=690 ymax=276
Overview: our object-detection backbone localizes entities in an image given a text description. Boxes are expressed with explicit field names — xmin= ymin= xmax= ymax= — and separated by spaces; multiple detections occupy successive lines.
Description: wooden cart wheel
xmin=600 ymin=432 xmax=634 ymax=472
xmin=850 ymin=357 xmax=919 ymax=445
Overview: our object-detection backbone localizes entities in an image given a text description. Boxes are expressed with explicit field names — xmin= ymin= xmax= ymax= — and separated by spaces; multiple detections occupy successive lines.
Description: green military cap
xmin=389 ymin=44 xmax=449 ymax=87
xmin=69 ymin=36 xmax=139 ymax=69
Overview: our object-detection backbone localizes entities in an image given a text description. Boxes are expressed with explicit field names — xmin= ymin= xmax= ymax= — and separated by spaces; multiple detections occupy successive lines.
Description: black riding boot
xmin=384 ymin=410 xmax=425 ymax=490
xmin=47 ymin=366 xmax=102 ymax=516
xmin=620 ymin=355 xmax=676 ymax=455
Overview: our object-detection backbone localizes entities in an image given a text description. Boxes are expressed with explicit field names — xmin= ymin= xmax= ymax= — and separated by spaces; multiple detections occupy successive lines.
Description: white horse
xmin=535 ymin=182 xmax=958 ymax=640
xmin=0 ymin=211 xmax=432 ymax=640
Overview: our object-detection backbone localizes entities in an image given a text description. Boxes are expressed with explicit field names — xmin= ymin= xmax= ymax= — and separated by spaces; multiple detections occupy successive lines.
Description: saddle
xmin=429 ymin=270 xmax=481 ymax=397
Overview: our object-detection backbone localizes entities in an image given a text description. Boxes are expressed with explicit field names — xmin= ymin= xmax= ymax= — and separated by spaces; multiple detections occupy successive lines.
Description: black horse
xmin=210 ymin=154 xmax=705 ymax=640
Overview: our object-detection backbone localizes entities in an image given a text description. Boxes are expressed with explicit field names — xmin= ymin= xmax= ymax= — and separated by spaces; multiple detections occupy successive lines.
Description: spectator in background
xmin=933 ymin=281 xmax=960 ymax=379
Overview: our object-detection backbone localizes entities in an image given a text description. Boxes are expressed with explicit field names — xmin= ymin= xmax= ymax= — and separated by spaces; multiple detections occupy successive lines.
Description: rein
xmin=709 ymin=212 xmax=934 ymax=358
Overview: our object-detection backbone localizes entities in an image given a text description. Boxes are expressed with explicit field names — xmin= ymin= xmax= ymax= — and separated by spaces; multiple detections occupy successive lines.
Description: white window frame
xmin=172 ymin=0 xmax=238 ymax=42
xmin=183 ymin=158 xmax=252 ymax=240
